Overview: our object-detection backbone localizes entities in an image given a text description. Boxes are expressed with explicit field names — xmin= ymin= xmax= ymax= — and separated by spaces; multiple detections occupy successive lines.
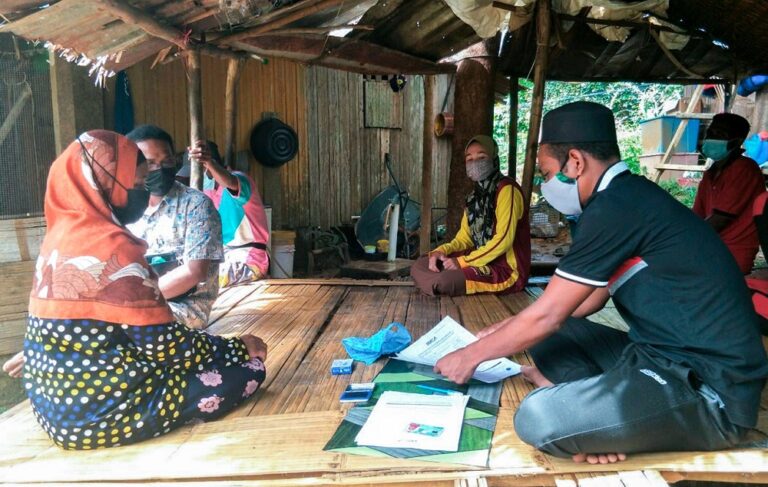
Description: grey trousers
xmin=514 ymin=317 xmax=748 ymax=458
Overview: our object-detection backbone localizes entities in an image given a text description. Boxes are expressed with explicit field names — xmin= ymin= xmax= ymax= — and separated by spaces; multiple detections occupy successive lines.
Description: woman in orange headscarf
xmin=20 ymin=130 xmax=267 ymax=449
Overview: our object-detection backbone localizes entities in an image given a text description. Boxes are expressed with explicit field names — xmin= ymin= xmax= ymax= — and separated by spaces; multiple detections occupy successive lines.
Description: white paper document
xmin=355 ymin=391 xmax=469 ymax=451
xmin=395 ymin=316 xmax=521 ymax=383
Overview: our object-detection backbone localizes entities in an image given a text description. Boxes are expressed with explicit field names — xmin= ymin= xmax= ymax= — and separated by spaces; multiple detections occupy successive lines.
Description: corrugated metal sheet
xmin=127 ymin=57 xmax=451 ymax=230
xmin=3 ymin=0 xmax=231 ymax=72
xmin=4 ymin=0 xmax=768 ymax=82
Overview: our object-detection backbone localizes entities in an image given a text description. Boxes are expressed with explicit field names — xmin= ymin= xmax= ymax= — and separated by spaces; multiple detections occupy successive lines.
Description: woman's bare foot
xmin=520 ymin=365 xmax=554 ymax=388
xmin=572 ymin=452 xmax=627 ymax=464
xmin=2 ymin=351 xmax=25 ymax=378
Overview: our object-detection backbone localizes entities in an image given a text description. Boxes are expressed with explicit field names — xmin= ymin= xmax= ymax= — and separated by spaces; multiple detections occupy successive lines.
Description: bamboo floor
xmin=1 ymin=279 xmax=767 ymax=486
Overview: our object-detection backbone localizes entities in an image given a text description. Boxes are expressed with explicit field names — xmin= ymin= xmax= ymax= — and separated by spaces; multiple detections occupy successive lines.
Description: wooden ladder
xmin=650 ymin=84 xmax=714 ymax=183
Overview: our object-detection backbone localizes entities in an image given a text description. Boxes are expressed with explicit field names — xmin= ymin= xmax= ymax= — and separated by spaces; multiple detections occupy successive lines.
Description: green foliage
xmin=620 ymin=133 xmax=644 ymax=175
xmin=494 ymin=80 xmax=685 ymax=185
xmin=658 ymin=180 xmax=698 ymax=208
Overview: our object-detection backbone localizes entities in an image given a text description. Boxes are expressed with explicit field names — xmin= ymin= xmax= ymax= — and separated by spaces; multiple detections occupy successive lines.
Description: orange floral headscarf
xmin=28 ymin=130 xmax=174 ymax=325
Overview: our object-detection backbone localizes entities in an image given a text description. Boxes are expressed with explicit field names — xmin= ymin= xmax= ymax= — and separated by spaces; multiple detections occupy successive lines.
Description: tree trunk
xmin=446 ymin=36 xmax=499 ymax=236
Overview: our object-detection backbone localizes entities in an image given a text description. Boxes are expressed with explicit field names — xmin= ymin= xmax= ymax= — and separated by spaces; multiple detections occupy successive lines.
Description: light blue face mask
xmin=701 ymin=139 xmax=732 ymax=162
xmin=541 ymin=168 xmax=582 ymax=216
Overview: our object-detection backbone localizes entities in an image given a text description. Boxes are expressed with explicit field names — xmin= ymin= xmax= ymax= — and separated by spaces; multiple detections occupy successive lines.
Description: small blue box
xmin=640 ymin=116 xmax=700 ymax=154
xmin=331 ymin=359 xmax=353 ymax=375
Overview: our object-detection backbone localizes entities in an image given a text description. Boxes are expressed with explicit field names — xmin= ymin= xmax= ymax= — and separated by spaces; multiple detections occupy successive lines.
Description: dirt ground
xmin=0 ymin=353 xmax=26 ymax=414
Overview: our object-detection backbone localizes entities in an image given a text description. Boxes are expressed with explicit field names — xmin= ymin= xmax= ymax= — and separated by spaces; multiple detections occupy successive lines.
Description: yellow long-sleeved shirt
xmin=433 ymin=182 xmax=528 ymax=294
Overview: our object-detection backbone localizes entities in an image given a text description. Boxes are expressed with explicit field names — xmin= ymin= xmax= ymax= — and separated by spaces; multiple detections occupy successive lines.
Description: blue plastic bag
xmin=341 ymin=322 xmax=412 ymax=365
xmin=744 ymin=133 xmax=768 ymax=166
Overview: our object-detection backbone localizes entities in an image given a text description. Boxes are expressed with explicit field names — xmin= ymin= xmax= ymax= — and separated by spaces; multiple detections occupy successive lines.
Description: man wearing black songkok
xmin=434 ymin=101 xmax=768 ymax=464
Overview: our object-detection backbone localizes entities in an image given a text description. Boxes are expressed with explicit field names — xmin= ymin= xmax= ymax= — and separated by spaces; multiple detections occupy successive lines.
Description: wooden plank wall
xmin=128 ymin=55 xmax=309 ymax=229
xmin=0 ymin=217 xmax=45 ymax=354
xmin=363 ymin=79 xmax=403 ymax=129
xmin=127 ymin=57 xmax=452 ymax=230
xmin=304 ymin=67 xmax=452 ymax=229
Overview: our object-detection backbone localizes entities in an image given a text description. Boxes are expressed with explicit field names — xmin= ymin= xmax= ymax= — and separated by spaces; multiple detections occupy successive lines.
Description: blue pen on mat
xmin=416 ymin=384 xmax=462 ymax=396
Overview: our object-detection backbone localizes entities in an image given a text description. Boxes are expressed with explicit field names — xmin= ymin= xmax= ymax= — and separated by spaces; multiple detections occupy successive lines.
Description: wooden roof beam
xmin=246 ymin=24 xmax=374 ymax=38
xmin=491 ymin=1 xmax=701 ymax=37
xmin=0 ymin=0 xmax=45 ymax=16
xmin=214 ymin=0 xmax=358 ymax=46
xmin=96 ymin=0 xmax=249 ymax=61
xmin=235 ymin=34 xmax=455 ymax=75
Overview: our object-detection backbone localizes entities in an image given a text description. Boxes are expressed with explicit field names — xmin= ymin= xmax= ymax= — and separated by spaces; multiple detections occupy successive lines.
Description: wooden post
xmin=49 ymin=51 xmax=106 ymax=154
xmin=508 ymin=77 xmax=519 ymax=179
xmin=420 ymin=75 xmax=436 ymax=255
xmin=521 ymin=0 xmax=551 ymax=206
xmin=186 ymin=48 xmax=204 ymax=190
xmin=446 ymin=36 xmax=499 ymax=235
xmin=224 ymin=57 xmax=245 ymax=168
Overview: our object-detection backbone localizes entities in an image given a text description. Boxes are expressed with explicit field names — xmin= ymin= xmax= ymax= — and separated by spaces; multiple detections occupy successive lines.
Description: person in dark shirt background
xmin=693 ymin=113 xmax=766 ymax=274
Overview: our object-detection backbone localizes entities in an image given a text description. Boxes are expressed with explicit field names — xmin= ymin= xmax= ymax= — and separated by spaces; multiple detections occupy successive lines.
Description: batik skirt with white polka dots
xmin=23 ymin=315 xmax=266 ymax=450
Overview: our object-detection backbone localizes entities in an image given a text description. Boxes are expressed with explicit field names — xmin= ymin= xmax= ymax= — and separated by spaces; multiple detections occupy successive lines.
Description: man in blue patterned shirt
xmin=126 ymin=125 xmax=223 ymax=329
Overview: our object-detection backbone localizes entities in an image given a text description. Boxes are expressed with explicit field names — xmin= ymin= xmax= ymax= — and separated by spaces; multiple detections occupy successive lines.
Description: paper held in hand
xmin=355 ymin=391 xmax=469 ymax=451
xmin=395 ymin=316 xmax=521 ymax=383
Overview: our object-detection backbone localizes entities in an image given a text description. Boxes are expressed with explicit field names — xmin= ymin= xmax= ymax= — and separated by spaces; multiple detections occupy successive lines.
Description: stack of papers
xmin=395 ymin=316 xmax=521 ymax=383
xmin=355 ymin=391 xmax=469 ymax=451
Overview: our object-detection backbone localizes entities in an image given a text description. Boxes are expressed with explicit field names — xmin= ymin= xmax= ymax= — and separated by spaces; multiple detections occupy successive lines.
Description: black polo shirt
xmin=556 ymin=161 xmax=768 ymax=428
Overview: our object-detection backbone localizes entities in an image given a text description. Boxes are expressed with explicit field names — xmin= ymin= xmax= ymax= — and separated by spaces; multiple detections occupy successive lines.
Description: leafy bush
xmin=494 ymin=80 xmax=692 ymax=201
xmin=658 ymin=180 xmax=698 ymax=208
xmin=496 ymin=81 xmax=683 ymax=175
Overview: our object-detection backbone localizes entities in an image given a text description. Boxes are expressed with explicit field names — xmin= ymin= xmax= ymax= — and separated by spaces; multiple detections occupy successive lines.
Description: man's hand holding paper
xmin=433 ymin=346 xmax=483 ymax=384
xmin=397 ymin=316 xmax=520 ymax=384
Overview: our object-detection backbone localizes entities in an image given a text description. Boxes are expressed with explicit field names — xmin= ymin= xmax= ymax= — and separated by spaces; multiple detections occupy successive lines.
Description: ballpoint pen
xmin=416 ymin=384 xmax=462 ymax=395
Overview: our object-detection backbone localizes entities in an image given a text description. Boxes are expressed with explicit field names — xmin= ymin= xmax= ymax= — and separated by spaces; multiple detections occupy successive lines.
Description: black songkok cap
xmin=540 ymin=101 xmax=617 ymax=144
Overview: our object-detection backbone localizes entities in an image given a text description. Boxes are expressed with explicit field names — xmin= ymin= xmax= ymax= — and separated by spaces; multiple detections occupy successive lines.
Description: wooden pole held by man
xmin=186 ymin=48 xmax=204 ymax=190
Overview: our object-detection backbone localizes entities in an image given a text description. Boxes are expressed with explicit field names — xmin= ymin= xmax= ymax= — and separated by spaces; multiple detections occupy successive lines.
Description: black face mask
xmin=145 ymin=167 xmax=177 ymax=196
xmin=112 ymin=188 xmax=150 ymax=225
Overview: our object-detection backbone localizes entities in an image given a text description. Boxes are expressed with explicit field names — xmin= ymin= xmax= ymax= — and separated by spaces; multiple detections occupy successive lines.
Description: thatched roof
xmin=1 ymin=0 xmax=766 ymax=84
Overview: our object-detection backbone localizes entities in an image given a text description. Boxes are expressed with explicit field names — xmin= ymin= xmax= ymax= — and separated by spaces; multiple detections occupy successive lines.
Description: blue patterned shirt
xmin=129 ymin=182 xmax=223 ymax=329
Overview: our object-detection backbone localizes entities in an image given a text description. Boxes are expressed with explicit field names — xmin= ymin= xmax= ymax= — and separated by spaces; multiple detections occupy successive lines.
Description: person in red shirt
xmin=693 ymin=113 xmax=766 ymax=274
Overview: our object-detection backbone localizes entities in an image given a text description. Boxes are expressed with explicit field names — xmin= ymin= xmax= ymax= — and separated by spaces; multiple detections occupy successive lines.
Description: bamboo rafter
xmin=96 ymin=0 xmax=259 ymax=62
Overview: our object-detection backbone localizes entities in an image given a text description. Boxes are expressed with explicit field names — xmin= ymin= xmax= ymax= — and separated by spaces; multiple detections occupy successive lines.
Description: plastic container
xmin=744 ymin=133 xmax=768 ymax=165
xmin=640 ymin=116 xmax=700 ymax=154
xmin=271 ymin=244 xmax=295 ymax=278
